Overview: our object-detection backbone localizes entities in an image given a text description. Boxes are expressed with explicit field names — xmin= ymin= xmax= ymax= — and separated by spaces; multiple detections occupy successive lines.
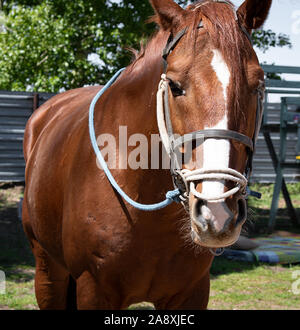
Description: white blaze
xmin=202 ymin=49 xmax=231 ymax=201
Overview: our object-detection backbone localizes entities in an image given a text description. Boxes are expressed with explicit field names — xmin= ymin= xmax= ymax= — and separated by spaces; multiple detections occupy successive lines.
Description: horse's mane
xmin=123 ymin=0 xmax=252 ymax=117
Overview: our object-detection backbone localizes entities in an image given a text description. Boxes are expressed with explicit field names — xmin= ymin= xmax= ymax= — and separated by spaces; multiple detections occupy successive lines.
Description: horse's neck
xmin=126 ymin=35 xmax=168 ymax=118
xmin=97 ymin=41 xmax=178 ymax=207
xmin=116 ymin=51 xmax=165 ymax=134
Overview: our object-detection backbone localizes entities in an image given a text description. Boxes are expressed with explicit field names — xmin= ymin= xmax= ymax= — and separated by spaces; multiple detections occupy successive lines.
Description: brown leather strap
xmin=172 ymin=129 xmax=254 ymax=152
xmin=162 ymin=28 xmax=187 ymax=73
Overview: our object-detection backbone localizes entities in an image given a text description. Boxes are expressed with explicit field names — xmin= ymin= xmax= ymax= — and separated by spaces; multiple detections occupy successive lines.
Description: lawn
xmin=209 ymin=258 xmax=300 ymax=310
xmin=0 ymin=182 xmax=300 ymax=310
xmin=0 ymin=183 xmax=36 ymax=310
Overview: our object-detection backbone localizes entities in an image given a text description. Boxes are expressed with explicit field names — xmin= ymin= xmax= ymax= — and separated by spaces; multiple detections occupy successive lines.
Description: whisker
xmin=175 ymin=214 xmax=208 ymax=256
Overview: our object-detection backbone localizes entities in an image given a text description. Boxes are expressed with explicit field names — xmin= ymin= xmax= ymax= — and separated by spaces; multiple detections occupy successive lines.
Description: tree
xmin=253 ymin=29 xmax=291 ymax=53
xmin=0 ymin=0 xmax=292 ymax=92
xmin=0 ymin=4 xmax=103 ymax=92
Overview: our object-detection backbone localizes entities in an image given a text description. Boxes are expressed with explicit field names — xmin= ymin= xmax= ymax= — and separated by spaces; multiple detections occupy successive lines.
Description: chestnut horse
xmin=22 ymin=0 xmax=272 ymax=310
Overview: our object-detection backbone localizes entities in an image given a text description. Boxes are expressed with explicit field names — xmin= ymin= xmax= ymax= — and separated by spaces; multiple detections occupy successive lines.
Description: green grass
xmin=0 ymin=184 xmax=37 ymax=310
xmin=209 ymin=258 xmax=300 ymax=310
xmin=246 ymin=182 xmax=300 ymax=236
xmin=0 ymin=266 xmax=37 ymax=310
xmin=248 ymin=182 xmax=300 ymax=210
xmin=207 ymin=182 xmax=300 ymax=310
xmin=0 ymin=183 xmax=300 ymax=310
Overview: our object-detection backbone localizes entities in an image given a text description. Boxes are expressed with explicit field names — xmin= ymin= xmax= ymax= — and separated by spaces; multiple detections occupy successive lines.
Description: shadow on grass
xmin=210 ymin=205 xmax=300 ymax=278
xmin=210 ymin=257 xmax=260 ymax=279
xmin=246 ymin=182 xmax=300 ymax=235
xmin=0 ymin=185 xmax=35 ymax=283
xmin=210 ymin=253 xmax=300 ymax=279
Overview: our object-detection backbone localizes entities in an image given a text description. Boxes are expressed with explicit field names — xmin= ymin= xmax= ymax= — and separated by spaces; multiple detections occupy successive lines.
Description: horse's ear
xmin=150 ymin=0 xmax=185 ymax=30
xmin=237 ymin=0 xmax=272 ymax=31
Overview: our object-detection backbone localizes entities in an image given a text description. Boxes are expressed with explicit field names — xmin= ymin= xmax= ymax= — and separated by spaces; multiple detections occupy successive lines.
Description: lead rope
xmin=89 ymin=68 xmax=181 ymax=212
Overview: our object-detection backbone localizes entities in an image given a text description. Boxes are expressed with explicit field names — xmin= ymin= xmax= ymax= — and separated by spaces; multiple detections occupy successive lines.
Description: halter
xmin=158 ymin=0 xmax=264 ymax=206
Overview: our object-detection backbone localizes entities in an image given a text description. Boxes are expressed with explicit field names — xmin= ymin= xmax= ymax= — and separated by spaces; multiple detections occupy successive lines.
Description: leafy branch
xmin=0 ymin=0 xmax=293 ymax=92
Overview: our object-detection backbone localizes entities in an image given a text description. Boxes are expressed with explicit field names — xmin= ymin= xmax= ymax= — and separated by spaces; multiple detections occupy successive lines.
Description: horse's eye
xmin=168 ymin=80 xmax=185 ymax=97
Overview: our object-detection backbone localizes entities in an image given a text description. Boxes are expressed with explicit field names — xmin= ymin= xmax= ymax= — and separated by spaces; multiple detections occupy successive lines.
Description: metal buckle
xmin=172 ymin=170 xmax=189 ymax=196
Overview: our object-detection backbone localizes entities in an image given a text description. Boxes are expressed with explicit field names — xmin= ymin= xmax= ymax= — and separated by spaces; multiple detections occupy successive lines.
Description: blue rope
xmin=88 ymin=68 xmax=181 ymax=211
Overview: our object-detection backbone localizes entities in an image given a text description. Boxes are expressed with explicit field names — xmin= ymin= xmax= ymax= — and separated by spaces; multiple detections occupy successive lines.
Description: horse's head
xmin=151 ymin=0 xmax=272 ymax=248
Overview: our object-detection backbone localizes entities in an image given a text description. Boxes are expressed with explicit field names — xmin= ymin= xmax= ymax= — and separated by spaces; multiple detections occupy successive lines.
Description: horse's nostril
xmin=200 ymin=204 xmax=213 ymax=221
xmin=191 ymin=199 xmax=237 ymax=234
xmin=192 ymin=200 xmax=212 ymax=220
xmin=192 ymin=199 xmax=201 ymax=219
xmin=191 ymin=199 xmax=208 ymax=231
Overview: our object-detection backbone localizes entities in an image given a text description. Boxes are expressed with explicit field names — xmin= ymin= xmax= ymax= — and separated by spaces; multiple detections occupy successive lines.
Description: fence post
xmin=32 ymin=93 xmax=39 ymax=113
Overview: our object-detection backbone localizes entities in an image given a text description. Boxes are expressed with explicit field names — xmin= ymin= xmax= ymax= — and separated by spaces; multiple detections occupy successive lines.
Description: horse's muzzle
xmin=190 ymin=196 xmax=247 ymax=247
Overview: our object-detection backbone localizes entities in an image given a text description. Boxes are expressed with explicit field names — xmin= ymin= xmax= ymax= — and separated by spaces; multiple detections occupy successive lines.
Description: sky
xmin=232 ymin=0 xmax=300 ymax=67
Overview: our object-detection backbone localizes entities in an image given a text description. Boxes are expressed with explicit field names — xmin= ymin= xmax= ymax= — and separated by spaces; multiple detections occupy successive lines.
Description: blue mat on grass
xmin=222 ymin=236 xmax=300 ymax=264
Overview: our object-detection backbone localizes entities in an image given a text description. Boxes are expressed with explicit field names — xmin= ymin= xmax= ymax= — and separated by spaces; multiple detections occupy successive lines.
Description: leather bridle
xmin=158 ymin=0 xmax=265 ymax=205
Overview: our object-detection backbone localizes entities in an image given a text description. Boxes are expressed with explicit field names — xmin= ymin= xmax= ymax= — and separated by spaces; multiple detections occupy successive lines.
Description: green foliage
xmin=253 ymin=29 xmax=292 ymax=53
xmin=0 ymin=4 xmax=103 ymax=92
xmin=0 ymin=1 xmax=293 ymax=92
xmin=0 ymin=0 xmax=156 ymax=91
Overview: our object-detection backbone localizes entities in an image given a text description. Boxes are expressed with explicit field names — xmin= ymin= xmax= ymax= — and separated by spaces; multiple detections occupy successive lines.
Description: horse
xmin=22 ymin=0 xmax=272 ymax=310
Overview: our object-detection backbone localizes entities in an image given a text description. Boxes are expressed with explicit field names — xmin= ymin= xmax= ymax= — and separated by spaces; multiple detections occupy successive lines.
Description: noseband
xmin=158 ymin=1 xmax=265 ymax=205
